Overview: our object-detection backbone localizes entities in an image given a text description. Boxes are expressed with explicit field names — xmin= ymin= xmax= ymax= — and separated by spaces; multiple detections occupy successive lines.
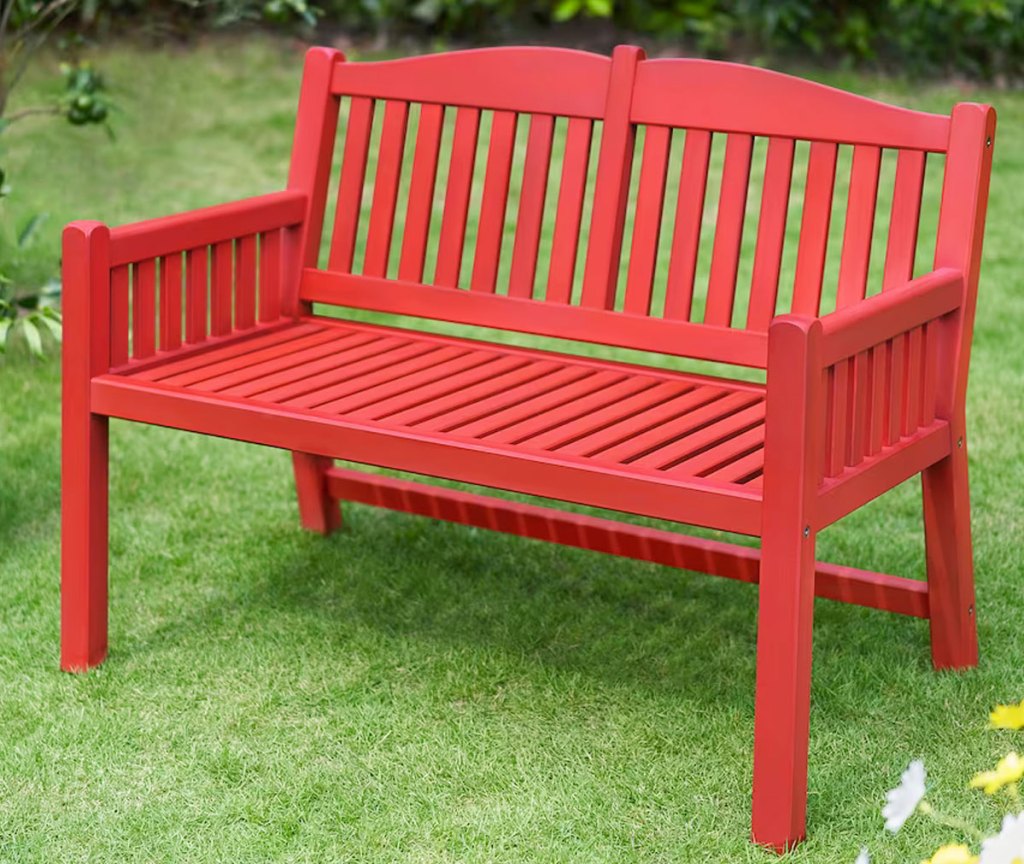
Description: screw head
xmin=803 ymin=525 xmax=810 ymax=538
xmin=968 ymin=604 xmax=975 ymax=616
xmin=957 ymin=437 xmax=964 ymax=448
xmin=986 ymin=136 xmax=992 ymax=148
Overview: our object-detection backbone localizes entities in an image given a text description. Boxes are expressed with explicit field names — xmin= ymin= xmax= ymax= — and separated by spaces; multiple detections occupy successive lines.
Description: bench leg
xmin=292 ymin=452 xmax=341 ymax=535
xmin=751 ymin=519 xmax=816 ymax=851
xmin=922 ymin=448 xmax=978 ymax=670
xmin=61 ymin=411 xmax=109 ymax=672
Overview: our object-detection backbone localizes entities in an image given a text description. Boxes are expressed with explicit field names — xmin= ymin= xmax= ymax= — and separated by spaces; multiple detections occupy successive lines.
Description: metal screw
xmin=968 ymin=604 xmax=975 ymax=616
xmin=803 ymin=525 xmax=810 ymax=538
xmin=957 ymin=437 xmax=964 ymax=449
xmin=986 ymin=137 xmax=992 ymax=148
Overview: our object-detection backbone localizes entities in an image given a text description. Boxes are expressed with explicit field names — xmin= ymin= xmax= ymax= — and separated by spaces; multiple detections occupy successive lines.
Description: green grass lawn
xmin=1 ymin=36 xmax=1023 ymax=863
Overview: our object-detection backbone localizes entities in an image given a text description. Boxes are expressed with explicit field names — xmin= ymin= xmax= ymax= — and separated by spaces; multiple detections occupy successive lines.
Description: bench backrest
xmin=289 ymin=46 xmax=994 ymax=375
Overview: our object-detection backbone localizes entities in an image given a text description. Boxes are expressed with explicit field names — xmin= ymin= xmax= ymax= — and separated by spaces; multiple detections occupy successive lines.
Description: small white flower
xmin=855 ymin=847 xmax=871 ymax=864
xmin=883 ymin=759 xmax=927 ymax=833
xmin=980 ymin=811 xmax=1024 ymax=864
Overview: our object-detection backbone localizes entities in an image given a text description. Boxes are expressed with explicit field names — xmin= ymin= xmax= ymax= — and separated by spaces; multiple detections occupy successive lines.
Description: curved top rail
xmin=631 ymin=59 xmax=950 ymax=151
xmin=330 ymin=46 xmax=612 ymax=119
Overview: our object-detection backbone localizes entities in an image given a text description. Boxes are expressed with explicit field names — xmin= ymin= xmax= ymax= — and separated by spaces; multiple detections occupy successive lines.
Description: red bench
xmin=61 ymin=46 xmax=995 ymax=849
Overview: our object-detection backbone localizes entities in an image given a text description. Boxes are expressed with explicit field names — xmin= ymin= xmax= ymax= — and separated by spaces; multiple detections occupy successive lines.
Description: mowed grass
xmin=1 ymin=36 xmax=1023 ymax=863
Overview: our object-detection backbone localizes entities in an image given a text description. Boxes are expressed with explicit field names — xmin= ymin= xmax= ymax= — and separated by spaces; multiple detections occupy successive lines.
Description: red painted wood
xmin=623 ymin=125 xmax=671 ymax=315
xmin=398 ymin=103 xmax=445 ymax=283
xmin=132 ymin=258 xmax=157 ymax=359
xmin=434 ymin=107 xmax=481 ymax=288
xmin=210 ymin=240 xmax=233 ymax=336
xmin=328 ymin=96 xmax=375 ymax=272
xmin=508 ymin=113 xmax=555 ymax=299
xmin=185 ymin=247 xmax=208 ymax=344
xmin=705 ymin=133 xmax=754 ymax=327
xmin=792 ymin=142 xmax=838 ymax=317
xmin=747 ymin=137 xmax=795 ymax=330
xmin=663 ymin=129 xmax=712 ymax=320
xmin=235 ymin=235 xmax=257 ymax=330
xmin=61 ymin=221 xmax=111 ymax=671
xmin=293 ymin=453 xmax=342 ymax=534
xmin=882 ymin=149 xmax=926 ymax=290
xmin=546 ymin=117 xmax=593 ymax=303
xmin=363 ymin=100 xmax=410 ymax=278
xmin=259 ymin=229 xmax=283 ymax=322
xmin=110 ymin=264 xmax=129 ymax=367
xmin=752 ymin=316 xmax=823 ymax=851
xmin=836 ymin=145 xmax=881 ymax=309
xmin=581 ymin=45 xmax=643 ymax=310
xmin=159 ymin=252 xmax=183 ymax=351
xmin=471 ymin=110 xmax=518 ymax=293
xmin=825 ymin=359 xmax=850 ymax=478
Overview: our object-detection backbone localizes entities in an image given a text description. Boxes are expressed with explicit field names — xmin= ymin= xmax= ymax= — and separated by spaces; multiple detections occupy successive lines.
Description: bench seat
xmin=93 ymin=315 xmax=768 ymax=533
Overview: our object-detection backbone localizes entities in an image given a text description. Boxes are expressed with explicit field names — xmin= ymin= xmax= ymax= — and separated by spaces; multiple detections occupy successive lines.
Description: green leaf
xmin=0 ymin=319 xmax=11 ymax=353
xmin=586 ymin=0 xmax=612 ymax=16
xmin=36 ymin=313 xmax=63 ymax=344
xmin=18 ymin=318 xmax=43 ymax=358
xmin=17 ymin=213 xmax=48 ymax=249
xmin=553 ymin=0 xmax=583 ymax=21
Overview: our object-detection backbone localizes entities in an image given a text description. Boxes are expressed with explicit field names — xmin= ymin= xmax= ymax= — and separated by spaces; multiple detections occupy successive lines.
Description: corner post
xmin=923 ymin=102 xmax=996 ymax=669
xmin=751 ymin=315 xmax=825 ymax=851
xmin=61 ymin=221 xmax=112 ymax=671
xmin=286 ymin=47 xmax=345 ymax=534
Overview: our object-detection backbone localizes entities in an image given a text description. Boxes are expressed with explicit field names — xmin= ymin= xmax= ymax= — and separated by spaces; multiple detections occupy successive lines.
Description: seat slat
xmin=508 ymin=113 xmax=555 ymax=299
xmin=623 ymin=125 xmax=671 ymax=316
xmin=705 ymin=133 xmax=754 ymax=327
xmin=791 ymin=141 xmax=839 ymax=316
xmin=434 ymin=107 xmax=482 ymax=288
xmin=665 ymin=422 xmax=765 ymax=478
xmin=398 ymin=103 xmax=445 ymax=283
xmin=485 ymin=375 xmax=657 ymax=445
xmin=836 ymin=145 xmax=882 ymax=309
xmin=632 ymin=398 xmax=766 ymax=470
xmin=704 ymin=446 xmax=764 ymax=484
xmin=546 ymin=117 xmax=594 ymax=303
xmin=471 ymin=110 xmax=518 ymax=293
xmin=329 ymin=96 xmax=376 ymax=272
xmin=747 ymin=137 xmax=795 ymax=330
xmin=663 ymin=129 xmax=712 ymax=320
xmin=363 ymin=100 xmax=410 ymax=278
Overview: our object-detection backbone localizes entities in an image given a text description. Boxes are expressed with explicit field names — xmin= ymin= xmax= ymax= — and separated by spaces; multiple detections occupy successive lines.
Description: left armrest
xmin=817 ymin=268 xmax=964 ymax=365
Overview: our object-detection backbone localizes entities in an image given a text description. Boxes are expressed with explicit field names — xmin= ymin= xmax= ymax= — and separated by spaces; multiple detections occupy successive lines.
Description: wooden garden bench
xmin=61 ymin=46 xmax=995 ymax=849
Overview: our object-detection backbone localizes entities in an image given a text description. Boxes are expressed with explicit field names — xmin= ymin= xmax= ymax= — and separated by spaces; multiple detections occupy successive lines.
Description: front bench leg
xmin=751 ymin=316 xmax=823 ymax=851
xmin=292 ymin=452 xmax=341 ymax=535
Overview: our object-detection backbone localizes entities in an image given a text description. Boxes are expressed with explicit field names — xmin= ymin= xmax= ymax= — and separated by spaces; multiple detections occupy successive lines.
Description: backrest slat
xmin=508 ymin=112 xmax=555 ymax=298
xmin=398 ymin=103 xmax=445 ymax=282
xmin=363 ymin=100 xmax=410 ymax=278
xmin=328 ymin=96 xmax=375 ymax=272
xmin=623 ymin=124 xmax=671 ymax=315
xmin=883 ymin=148 xmax=927 ymax=290
xmin=434 ymin=107 xmax=482 ymax=288
xmin=580 ymin=45 xmax=643 ymax=310
xmin=546 ymin=117 xmax=594 ymax=303
xmin=835 ymin=145 xmax=882 ymax=309
xmin=663 ymin=129 xmax=712 ymax=320
xmin=791 ymin=141 xmax=838 ymax=316
xmin=470 ymin=110 xmax=519 ymax=293
xmin=746 ymin=136 xmax=795 ymax=330
xmin=705 ymin=133 xmax=754 ymax=326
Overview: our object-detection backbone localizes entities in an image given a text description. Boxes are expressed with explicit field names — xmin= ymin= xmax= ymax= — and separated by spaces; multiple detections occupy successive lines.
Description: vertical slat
xmin=210 ymin=240 xmax=233 ymax=336
xmin=791 ymin=141 xmax=839 ymax=316
xmin=867 ymin=343 xmax=887 ymax=455
xmin=836 ymin=145 xmax=882 ymax=309
xmin=259 ymin=229 xmax=282 ymax=322
xmin=110 ymin=265 xmax=129 ymax=366
xmin=434 ymin=106 xmax=481 ymax=288
xmin=234 ymin=235 xmax=257 ymax=330
xmin=546 ymin=117 xmax=593 ymax=304
xmin=885 ymin=334 xmax=905 ymax=445
xmin=363 ymin=99 xmax=410 ymax=278
xmin=846 ymin=350 xmax=869 ymax=466
xmin=921 ymin=320 xmax=938 ymax=424
xmin=826 ymin=359 xmax=849 ymax=477
xmin=131 ymin=259 xmax=157 ymax=360
xmin=663 ymin=129 xmax=712 ymax=320
xmin=705 ymin=133 xmax=754 ymax=327
xmin=185 ymin=247 xmax=207 ymax=344
xmin=902 ymin=325 xmax=923 ymax=434
xmin=471 ymin=110 xmax=518 ymax=293
xmin=883 ymin=149 xmax=926 ymax=290
xmin=398 ymin=103 xmax=445 ymax=283
xmin=747 ymin=137 xmax=795 ymax=330
xmin=328 ymin=96 xmax=376 ymax=273
xmin=508 ymin=113 xmax=555 ymax=299
xmin=580 ymin=45 xmax=643 ymax=310
xmin=623 ymin=124 xmax=671 ymax=316
xmin=159 ymin=253 xmax=182 ymax=351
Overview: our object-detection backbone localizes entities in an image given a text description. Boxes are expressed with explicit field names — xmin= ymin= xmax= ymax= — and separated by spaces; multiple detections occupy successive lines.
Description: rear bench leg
xmin=292 ymin=452 xmax=341 ymax=535
xmin=61 ymin=411 xmax=110 ymax=671
xmin=922 ymin=442 xmax=978 ymax=669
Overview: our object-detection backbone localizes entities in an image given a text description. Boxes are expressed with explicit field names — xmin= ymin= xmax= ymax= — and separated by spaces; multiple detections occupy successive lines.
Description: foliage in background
xmin=75 ymin=0 xmax=1024 ymax=80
